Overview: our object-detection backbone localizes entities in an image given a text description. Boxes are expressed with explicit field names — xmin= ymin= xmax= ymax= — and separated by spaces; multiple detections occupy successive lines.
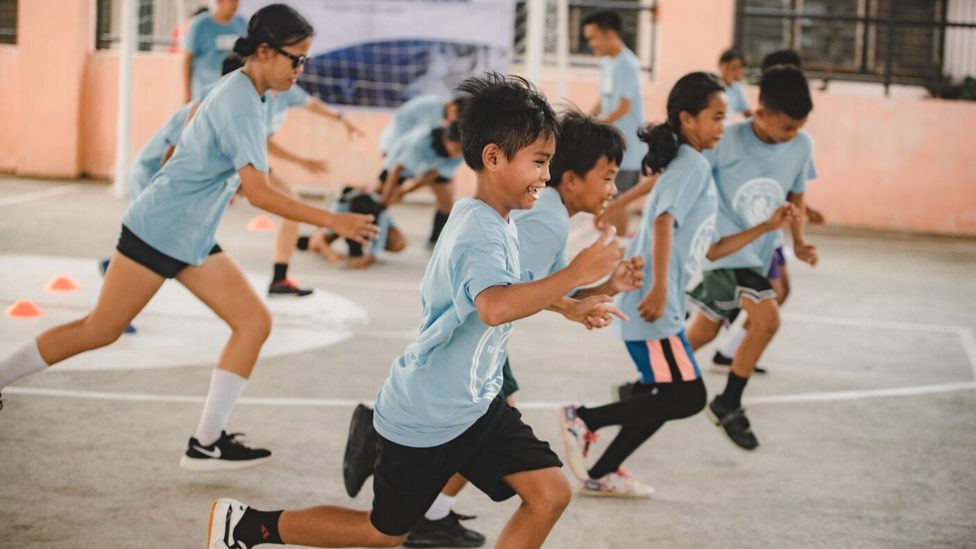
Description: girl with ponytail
xmin=557 ymin=72 xmax=797 ymax=497
xmin=0 ymin=4 xmax=378 ymax=473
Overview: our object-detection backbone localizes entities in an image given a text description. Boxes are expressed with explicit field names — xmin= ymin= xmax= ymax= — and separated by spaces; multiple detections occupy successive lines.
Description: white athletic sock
xmin=193 ymin=369 xmax=248 ymax=446
xmin=0 ymin=339 xmax=49 ymax=389
xmin=424 ymin=493 xmax=457 ymax=521
xmin=718 ymin=326 xmax=747 ymax=358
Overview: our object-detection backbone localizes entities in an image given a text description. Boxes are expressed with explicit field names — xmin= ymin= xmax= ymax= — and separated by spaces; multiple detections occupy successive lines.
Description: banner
xmin=239 ymin=0 xmax=514 ymax=108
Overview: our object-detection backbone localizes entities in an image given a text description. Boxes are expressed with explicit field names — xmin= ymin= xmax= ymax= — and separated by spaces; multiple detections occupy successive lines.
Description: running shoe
xmin=578 ymin=470 xmax=654 ymax=499
xmin=343 ymin=403 xmax=378 ymax=498
xmin=268 ymin=278 xmax=314 ymax=297
xmin=711 ymin=351 xmax=767 ymax=374
xmin=206 ymin=498 xmax=249 ymax=549
xmin=180 ymin=431 xmax=272 ymax=472
xmin=558 ymin=405 xmax=589 ymax=481
xmin=403 ymin=511 xmax=486 ymax=548
xmin=706 ymin=397 xmax=759 ymax=451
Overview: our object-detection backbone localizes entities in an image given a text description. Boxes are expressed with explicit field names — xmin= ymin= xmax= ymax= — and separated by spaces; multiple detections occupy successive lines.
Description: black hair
xmin=761 ymin=49 xmax=803 ymax=71
xmin=548 ymin=111 xmax=625 ymax=188
xmin=193 ymin=7 xmax=209 ymax=17
xmin=758 ymin=65 xmax=813 ymax=119
xmin=454 ymin=72 xmax=559 ymax=172
xmin=431 ymin=122 xmax=460 ymax=158
xmin=221 ymin=53 xmax=244 ymax=75
xmin=449 ymin=95 xmax=469 ymax=111
xmin=233 ymin=4 xmax=314 ymax=58
xmin=639 ymin=72 xmax=724 ymax=174
xmin=582 ymin=10 xmax=622 ymax=34
xmin=719 ymin=48 xmax=744 ymax=65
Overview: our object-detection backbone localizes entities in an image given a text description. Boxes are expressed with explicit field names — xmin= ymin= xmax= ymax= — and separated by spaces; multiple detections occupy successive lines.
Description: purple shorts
xmin=767 ymin=247 xmax=787 ymax=280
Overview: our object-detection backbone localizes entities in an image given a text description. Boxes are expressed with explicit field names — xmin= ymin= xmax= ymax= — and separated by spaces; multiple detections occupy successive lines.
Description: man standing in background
xmin=184 ymin=0 xmax=246 ymax=100
xmin=583 ymin=10 xmax=646 ymax=237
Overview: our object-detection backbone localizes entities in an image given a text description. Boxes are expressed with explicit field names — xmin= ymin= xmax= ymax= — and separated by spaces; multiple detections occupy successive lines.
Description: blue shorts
xmin=624 ymin=331 xmax=702 ymax=385
xmin=767 ymin=247 xmax=787 ymax=280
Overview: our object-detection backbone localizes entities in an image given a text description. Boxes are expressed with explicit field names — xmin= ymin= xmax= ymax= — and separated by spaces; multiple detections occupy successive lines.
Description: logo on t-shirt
xmin=214 ymin=34 xmax=238 ymax=51
xmin=731 ymin=177 xmax=785 ymax=226
xmin=686 ymin=215 xmax=717 ymax=277
xmin=469 ymin=323 xmax=512 ymax=403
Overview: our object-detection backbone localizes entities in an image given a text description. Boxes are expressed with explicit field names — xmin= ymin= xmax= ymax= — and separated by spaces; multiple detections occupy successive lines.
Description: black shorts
xmin=116 ymin=225 xmax=221 ymax=279
xmin=501 ymin=357 xmax=519 ymax=397
xmin=377 ymin=170 xmax=450 ymax=186
xmin=369 ymin=397 xmax=562 ymax=536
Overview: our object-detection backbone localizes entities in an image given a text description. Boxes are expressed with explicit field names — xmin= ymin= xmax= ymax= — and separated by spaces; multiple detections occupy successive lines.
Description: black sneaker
xmin=180 ymin=431 xmax=272 ymax=472
xmin=343 ymin=403 xmax=379 ymax=498
xmin=711 ymin=352 xmax=767 ymax=374
xmin=268 ymin=278 xmax=314 ymax=297
xmin=706 ymin=397 xmax=759 ymax=451
xmin=403 ymin=512 xmax=486 ymax=548
xmin=0 ymin=392 xmax=4 ymax=411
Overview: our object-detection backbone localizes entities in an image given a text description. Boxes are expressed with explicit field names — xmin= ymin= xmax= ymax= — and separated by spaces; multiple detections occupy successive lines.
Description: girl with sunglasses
xmin=0 ymin=4 xmax=378 ymax=472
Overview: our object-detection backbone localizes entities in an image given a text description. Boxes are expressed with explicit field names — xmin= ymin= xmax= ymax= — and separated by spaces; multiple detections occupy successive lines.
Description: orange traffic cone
xmin=5 ymin=300 xmax=43 ymax=318
xmin=44 ymin=275 xmax=80 ymax=292
xmin=247 ymin=215 xmax=276 ymax=232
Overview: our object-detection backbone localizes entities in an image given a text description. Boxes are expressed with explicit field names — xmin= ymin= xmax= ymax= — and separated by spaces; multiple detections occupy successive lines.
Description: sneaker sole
xmin=180 ymin=455 xmax=272 ymax=472
xmin=577 ymin=487 xmax=654 ymax=499
xmin=710 ymin=363 xmax=768 ymax=375
xmin=557 ymin=409 xmax=589 ymax=482
xmin=704 ymin=406 xmax=758 ymax=452
xmin=206 ymin=499 xmax=227 ymax=549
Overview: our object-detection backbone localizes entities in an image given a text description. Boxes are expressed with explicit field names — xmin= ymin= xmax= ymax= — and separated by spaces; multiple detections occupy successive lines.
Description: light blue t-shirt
xmin=383 ymin=126 xmax=462 ymax=180
xmin=704 ymin=120 xmax=814 ymax=271
xmin=269 ymin=85 xmax=310 ymax=135
xmin=617 ymin=145 xmax=719 ymax=341
xmin=601 ymin=49 xmax=646 ymax=171
xmin=378 ymin=94 xmax=445 ymax=153
xmin=725 ymin=81 xmax=750 ymax=117
xmin=183 ymin=13 xmax=247 ymax=99
xmin=123 ymin=70 xmax=269 ymax=265
xmin=374 ymin=198 xmax=522 ymax=447
xmin=129 ymin=103 xmax=193 ymax=201
xmin=510 ymin=187 xmax=569 ymax=280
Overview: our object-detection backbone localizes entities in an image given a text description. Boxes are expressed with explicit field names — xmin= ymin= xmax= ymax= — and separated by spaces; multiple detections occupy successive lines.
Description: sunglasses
xmin=271 ymin=45 xmax=309 ymax=69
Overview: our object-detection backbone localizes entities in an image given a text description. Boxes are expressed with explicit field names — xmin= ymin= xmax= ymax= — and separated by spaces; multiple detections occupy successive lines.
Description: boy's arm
xmin=602 ymin=97 xmax=631 ymax=124
xmin=475 ymin=229 xmax=621 ymax=326
xmin=379 ymin=165 xmax=405 ymax=204
xmin=392 ymin=170 xmax=440 ymax=202
xmin=787 ymin=191 xmax=818 ymax=266
xmin=304 ymin=97 xmax=365 ymax=138
xmin=705 ymin=203 xmax=796 ymax=261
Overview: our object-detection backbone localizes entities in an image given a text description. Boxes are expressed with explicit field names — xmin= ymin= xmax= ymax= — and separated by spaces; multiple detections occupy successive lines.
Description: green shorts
xmin=687 ymin=267 xmax=777 ymax=323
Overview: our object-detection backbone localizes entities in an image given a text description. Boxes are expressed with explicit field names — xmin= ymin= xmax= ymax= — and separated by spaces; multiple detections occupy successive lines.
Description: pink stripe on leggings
xmin=646 ymin=340 xmax=672 ymax=383
xmin=669 ymin=335 xmax=699 ymax=381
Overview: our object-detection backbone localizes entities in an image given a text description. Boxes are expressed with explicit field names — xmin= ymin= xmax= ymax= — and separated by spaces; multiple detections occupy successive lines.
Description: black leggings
xmin=576 ymin=378 xmax=707 ymax=479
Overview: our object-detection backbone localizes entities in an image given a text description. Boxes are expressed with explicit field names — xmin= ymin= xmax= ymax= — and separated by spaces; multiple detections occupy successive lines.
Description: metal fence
xmin=513 ymin=0 xmax=656 ymax=74
xmin=735 ymin=0 xmax=976 ymax=94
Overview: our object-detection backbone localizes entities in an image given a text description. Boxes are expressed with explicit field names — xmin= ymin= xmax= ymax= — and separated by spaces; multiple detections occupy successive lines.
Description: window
xmin=0 ymin=0 xmax=16 ymax=45
xmin=513 ymin=0 xmax=656 ymax=74
xmin=735 ymin=0 xmax=976 ymax=89
xmin=96 ymin=0 xmax=204 ymax=52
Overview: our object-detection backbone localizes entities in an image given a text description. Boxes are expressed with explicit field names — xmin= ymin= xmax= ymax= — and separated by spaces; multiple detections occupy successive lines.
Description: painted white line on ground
xmin=7 ymin=381 xmax=975 ymax=409
xmin=0 ymin=184 xmax=82 ymax=207
xmin=781 ymin=312 xmax=967 ymax=334
xmin=957 ymin=328 xmax=976 ymax=379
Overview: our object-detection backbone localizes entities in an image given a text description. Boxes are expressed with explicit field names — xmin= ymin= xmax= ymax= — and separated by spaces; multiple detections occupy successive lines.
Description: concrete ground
xmin=1 ymin=177 xmax=975 ymax=549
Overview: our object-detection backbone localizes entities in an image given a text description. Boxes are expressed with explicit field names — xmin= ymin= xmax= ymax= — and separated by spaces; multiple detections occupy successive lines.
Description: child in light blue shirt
xmin=183 ymin=4 xmax=246 ymax=99
xmin=719 ymin=48 xmax=754 ymax=121
xmin=207 ymin=73 xmax=626 ymax=549
xmin=378 ymin=94 xmax=466 ymax=154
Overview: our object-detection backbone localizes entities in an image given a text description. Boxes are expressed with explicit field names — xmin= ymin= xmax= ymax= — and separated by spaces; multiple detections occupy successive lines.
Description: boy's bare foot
xmin=308 ymin=232 xmax=345 ymax=263
xmin=347 ymin=255 xmax=376 ymax=270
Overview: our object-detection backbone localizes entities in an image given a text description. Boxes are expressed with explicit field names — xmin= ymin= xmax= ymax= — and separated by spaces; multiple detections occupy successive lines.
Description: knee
xmin=232 ymin=304 xmax=272 ymax=341
xmin=750 ymin=308 xmax=780 ymax=337
xmin=84 ymin=317 xmax=126 ymax=348
xmin=525 ymin=476 xmax=572 ymax=518
xmin=386 ymin=234 xmax=407 ymax=253
xmin=688 ymin=379 xmax=708 ymax=415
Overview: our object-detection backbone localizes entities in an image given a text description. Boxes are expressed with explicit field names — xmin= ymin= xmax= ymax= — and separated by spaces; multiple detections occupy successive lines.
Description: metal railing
xmin=735 ymin=1 xmax=976 ymax=95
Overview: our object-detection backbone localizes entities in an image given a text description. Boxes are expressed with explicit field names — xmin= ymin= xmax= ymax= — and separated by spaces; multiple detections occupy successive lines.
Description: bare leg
xmin=441 ymin=473 xmax=468 ymax=497
xmin=384 ymin=227 xmax=407 ymax=253
xmin=275 ymin=219 xmax=300 ymax=264
xmin=308 ymin=230 xmax=345 ymax=263
xmin=36 ymin=252 xmax=164 ymax=364
xmin=278 ymin=506 xmax=405 ymax=548
xmin=686 ymin=312 xmax=723 ymax=352
xmin=495 ymin=467 xmax=572 ymax=549
xmin=175 ymin=253 xmax=271 ymax=379
xmin=731 ymin=299 xmax=779 ymax=378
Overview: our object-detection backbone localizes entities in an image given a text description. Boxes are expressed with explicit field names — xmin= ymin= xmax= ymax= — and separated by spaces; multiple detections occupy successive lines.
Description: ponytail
xmin=639 ymin=72 xmax=724 ymax=174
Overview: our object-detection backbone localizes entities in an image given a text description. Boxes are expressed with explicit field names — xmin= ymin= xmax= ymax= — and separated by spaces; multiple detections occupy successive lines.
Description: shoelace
xmin=582 ymin=429 xmax=599 ymax=457
xmin=224 ymin=432 xmax=252 ymax=447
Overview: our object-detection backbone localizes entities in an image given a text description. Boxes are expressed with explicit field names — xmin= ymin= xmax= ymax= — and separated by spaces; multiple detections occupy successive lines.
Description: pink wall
xmin=1 ymin=0 xmax=973 ymax=236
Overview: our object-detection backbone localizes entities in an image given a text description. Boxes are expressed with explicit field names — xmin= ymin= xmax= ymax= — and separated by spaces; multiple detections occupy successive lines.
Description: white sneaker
xmin=557 ymin=405 xmax=589 ymax=481
xmin=579 ymin=471 xmax=655 ymax=499
xmin=207 ymin=498 xmax=249 ymax=549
